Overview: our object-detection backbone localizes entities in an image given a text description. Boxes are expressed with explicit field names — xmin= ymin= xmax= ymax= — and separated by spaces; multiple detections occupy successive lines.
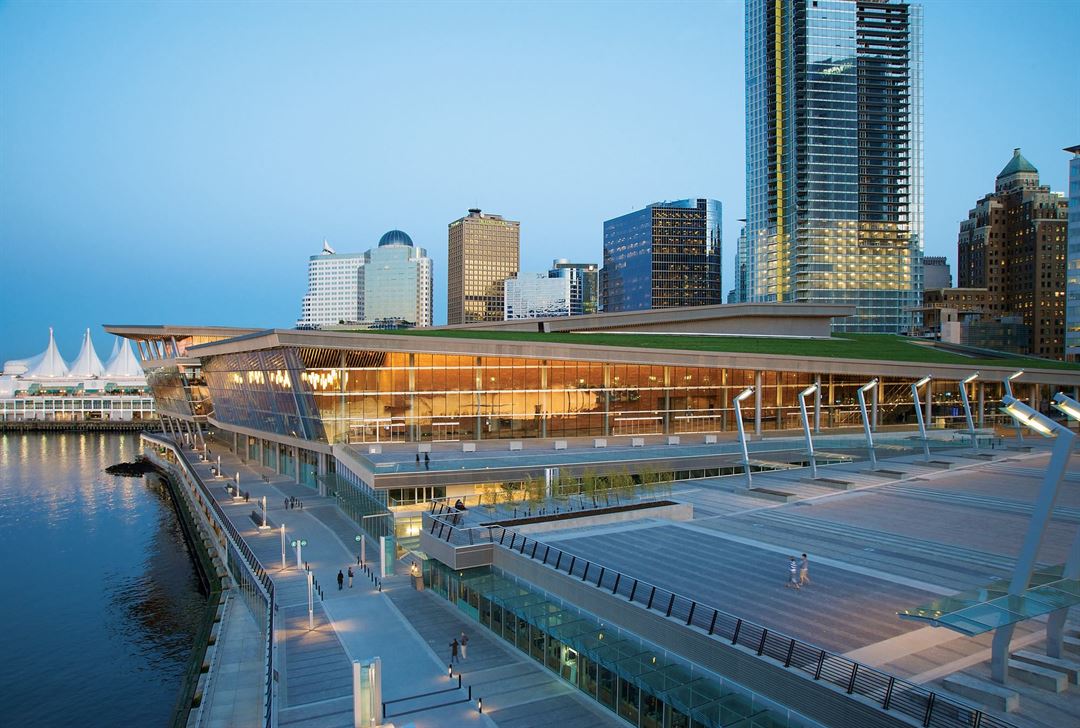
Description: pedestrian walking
xmin=299 ymin=499 xmax=303 ymax=509
xmin=424 ymin=452 xmax=430 ymax=470
xmin=416 ymin=453 xmax=420 ymax=466
xmin=244 ymin=491 xmax=249 ymax=503
xmin=348 ymin=567 xmax=354 ymax=588
xmin=337 ymin=570 xmax=344 ymax=590
xmin=460 ymin=632 xmax=469 ymax=661
xmin=284 ymin=497 xmax=289 ymax=510
xmin=449 ymin=638 xmax=459 ymax=664
xmin=785 ymin=556 xmax=800 ymax=590
xmin=799 ymin=553 xmax=810 ymax=586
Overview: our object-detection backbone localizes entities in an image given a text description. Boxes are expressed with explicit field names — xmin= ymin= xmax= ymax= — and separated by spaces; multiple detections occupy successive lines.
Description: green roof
xmin=998 ymin=148 xmax=1038 ymax=177
xmin=347 ymin=329 xmax=1080 ymax=372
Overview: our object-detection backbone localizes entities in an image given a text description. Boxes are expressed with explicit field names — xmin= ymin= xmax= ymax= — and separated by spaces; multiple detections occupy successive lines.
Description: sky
xmin=1 ymin=0 xmax=1077 ymax=364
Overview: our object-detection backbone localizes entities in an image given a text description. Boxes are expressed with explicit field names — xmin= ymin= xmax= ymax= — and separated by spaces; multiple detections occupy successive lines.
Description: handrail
xmin=144 ymin=433 xmax=276 ymax=728
xmin=427 ymin=513 xmax=1016 ymax=728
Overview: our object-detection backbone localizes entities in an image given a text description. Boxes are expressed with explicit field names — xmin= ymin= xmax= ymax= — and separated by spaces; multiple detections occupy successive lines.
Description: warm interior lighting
xmin=735 ymin=387 xmax=755 ymax=403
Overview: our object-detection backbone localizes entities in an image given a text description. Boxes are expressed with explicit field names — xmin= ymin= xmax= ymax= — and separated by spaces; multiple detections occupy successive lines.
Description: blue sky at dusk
xmin=1 ymin=0 xmax=1077 ymax=363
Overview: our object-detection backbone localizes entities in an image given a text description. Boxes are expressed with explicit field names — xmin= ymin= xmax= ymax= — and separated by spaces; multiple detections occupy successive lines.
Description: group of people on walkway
xmin=337 ymin=567 xmax=355 ymax=590
xmin=415 ymin=452 xmax=431 ymax=469
xmin=449 ymin=631 xmax=469 ymax=664
xmin=785 ymin=553 xmax=811 ymax=590
xmin=284 ymin=496 xmax=304 ymax=510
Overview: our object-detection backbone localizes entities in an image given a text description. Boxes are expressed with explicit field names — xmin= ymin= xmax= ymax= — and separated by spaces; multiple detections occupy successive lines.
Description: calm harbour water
xmin=0 ymin=432 xmax=204 ymax=727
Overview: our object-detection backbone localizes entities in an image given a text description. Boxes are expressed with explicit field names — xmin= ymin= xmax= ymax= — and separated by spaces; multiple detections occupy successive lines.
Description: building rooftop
xmin=997 ymin=147 xmax=1038 ymax=178
xmin=377 ymin=229 xmax=413 ymax=247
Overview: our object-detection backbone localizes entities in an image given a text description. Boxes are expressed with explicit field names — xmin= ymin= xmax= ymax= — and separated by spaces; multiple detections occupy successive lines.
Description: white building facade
xmin=297 ymin=241 xmax=366 ymax=328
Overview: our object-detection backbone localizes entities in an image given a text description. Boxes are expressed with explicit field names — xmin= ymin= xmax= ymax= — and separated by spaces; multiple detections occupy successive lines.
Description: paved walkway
xmin=183 ymin=440 xmax=610 ymax=728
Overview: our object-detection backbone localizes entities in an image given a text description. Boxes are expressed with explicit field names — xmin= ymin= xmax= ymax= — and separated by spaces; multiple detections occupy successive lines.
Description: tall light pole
xmin=259 ymin=495 xmax=270 ymax=530
xmin=1051 ymin=391 xmax=1080 ymax=424
xmin=857 ymin=379 xmax=879 ymax=471
xmin=991 ymin=395 xmax=1076 ymax=681
xmin=733 ymin=387 xmax=755 ymax=487
xmin=1003 ymin=370 xmax=1025 ymax=442
xmin=959 ymin=372 xmax=979 ymax=448
xmin=798 ymin=384 xmax=819 ymax=479
xmin=292 ymin=538 xmax=307 ymax=571
xmin=911 ymin=375 xmax=932 ymax=461
xmin=280 ymin=524 xmax=287 ymax=570
xmin=307 ymin=569 xmax=314 ymax=630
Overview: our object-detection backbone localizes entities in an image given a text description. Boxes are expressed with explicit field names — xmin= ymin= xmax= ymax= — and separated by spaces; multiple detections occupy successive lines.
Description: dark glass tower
xmin=744 ymin=0 xmax=923 ymax=333
xmin=602 ymin=198 xmax=722 ymax=312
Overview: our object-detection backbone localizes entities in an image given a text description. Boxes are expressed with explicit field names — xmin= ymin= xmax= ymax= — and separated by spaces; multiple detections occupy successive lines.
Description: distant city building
xmin=0 ymin=328 xmax=152 ymax=422
xmin=549 ymin=259 xmax=600 ymax=314
xmin=733 ymin=226 xmax=748 ymax=303
xmin=602 ymin=198 xmax=722 ymax=312
xmin=744 ymin=0 xmax=923 ymax=333
xmin=1066 ymin=145 xmax=1080 ymax=360
xmin=447 ymin=209 xmax=520 ymax=325
xmin=958 ymin=149 xmax=1069 ymax=359
xmin=504 ymin=273 xmax=573 ymax=320
xmin=922 ymin=257 xmax=952 ymax=291
xmin=297 ymin=241 xmax=365 ymax=328
xmin=358 ymin=230 xmax=433 ymax=329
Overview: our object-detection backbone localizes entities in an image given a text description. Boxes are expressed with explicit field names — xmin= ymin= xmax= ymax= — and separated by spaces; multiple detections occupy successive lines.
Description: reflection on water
xmin=0 ymin=433 xmax=204 ymax=727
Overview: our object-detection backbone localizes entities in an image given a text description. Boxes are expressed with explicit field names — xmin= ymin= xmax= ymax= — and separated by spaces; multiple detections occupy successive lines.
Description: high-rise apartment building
xmin=447 ymin=209 xmax=520 ymax=325
xmin=297 ymin=241 xmax=366 ymax=328
xmin=744 ymin=0 xmax=924 ymax=332
xmin=957 ymin=149 xmax=1068 ymax=359
xmin=923 ymin=256 xmax=951 ymax=290
xmin=549 ymin=259 xmax=600 ymax=314
xmin=1066 ymin=145 xmax=1080 ymax=360
xmin=602 ymin=198 xmax=722 ymax=312
xmin=358 ymin=230 xmax=433 ymax=329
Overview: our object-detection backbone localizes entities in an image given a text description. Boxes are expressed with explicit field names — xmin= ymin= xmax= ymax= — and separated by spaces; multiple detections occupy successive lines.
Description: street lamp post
xmin=959 ymin=373 xmax=979 ymax=448
xmin=355 ymin=534 xmax=364 ymax=565
xmin=259 ymin=495 xmax=270 ymax=530
xmin=798 ymin=384 xmax=818 ymax=479
xmin=857 ymin=379 xmax=879 ymax=470
xmin=292 ymin=538 xmax=307 ymax=571
xmin=1003 ymin=370 xmax=1025 ymax=442
xmin=733 ymin=387 xmax=755 ymax=487
xmin=911 ymin=375 xmax=932 ymax=461
xmin=307 ymin=569 xmax=314 ymax=630
xmin=991 ymin=395 xmax=1076 ymax=681
xmin=280 ymin=524 xmax=287 ymax=570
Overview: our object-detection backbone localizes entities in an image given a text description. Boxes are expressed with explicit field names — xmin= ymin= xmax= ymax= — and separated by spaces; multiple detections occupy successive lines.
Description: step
xmin=942 ymin=673 xmax=1020 ymax=713
xmin=925 ymin=460 xmax=955 ymax=469
xmin=1013 ymin=651 xmax=1080 ymax=685
xmin=1007 ymin=659 xmax=1068 ymax=692
xmin=859 ymin=468 xmax=908 ymax=478
xmin=801 ymin=476 xmax=855 ymax=490
xmin=746 ymin=487 xmax=798 ymax=503
xmin=1066 ymin=637 xmax=1080 ymax=655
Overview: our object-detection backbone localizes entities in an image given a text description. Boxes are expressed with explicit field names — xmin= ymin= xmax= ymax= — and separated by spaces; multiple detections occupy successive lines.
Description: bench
xmin=1065 ymin=635 xmax=1080 ymax=654
xmin=593 ymin=438 xmax=607 ymax=448
xmin=367 ymin=444 xmax=382 ymax=454
xmin=860 ymin=468 xmax=907 ymax=478
xmin=1012 ymin=650 xmax=1080 ymax=685
xmin=747 ymin=487 xmax=798 ymax=503
xmin=462 ymin=443 xmax=476 ymax=453
xmin=941 ymin=673 xmax=1019 ymax=712
xmin=667 ymin=436 xmax=680 ymax=445
xmin=801 ymin=477 xmax=855 ymax=490
xmin=1008 ymin=659 xmax=1067 ymax=692
xmin=417 ymin=443 xmax=432 ymax=453
xmin=509 ymin=441 xmax=523 ymax=451
xmin=631 ymin=437 xmax=645 ymax=447
xmin=704 ymin=434 xmax=717 ymax=444
xmin=554 ymin=440 xmax=567 ymax=450
xmin=925 ymin=460 xmax=953 ymax=469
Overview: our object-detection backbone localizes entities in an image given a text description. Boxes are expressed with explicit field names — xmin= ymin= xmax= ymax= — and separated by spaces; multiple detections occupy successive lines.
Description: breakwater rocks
xmin=106 ymin=457 xmax=158 ymax=477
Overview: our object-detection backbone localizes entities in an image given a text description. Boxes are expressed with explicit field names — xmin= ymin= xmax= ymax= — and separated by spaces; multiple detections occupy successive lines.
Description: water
xmin=0 ymin=433 xmax=205 ymax=727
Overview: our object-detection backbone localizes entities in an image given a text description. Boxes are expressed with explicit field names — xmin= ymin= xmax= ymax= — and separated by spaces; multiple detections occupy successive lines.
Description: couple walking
xmin=786 ymin=553 xmax=810 ymax=590
xmin=449 ymin=632 xmax=470 ymax=664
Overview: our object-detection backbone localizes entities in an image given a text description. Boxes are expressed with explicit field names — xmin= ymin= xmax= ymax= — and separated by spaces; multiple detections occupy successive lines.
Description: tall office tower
xmin=1066 ymin=145 xmax=1080 ymax=360
xmin=733 ymin=227 xmax=749 ymax=303
xmin=447 ymin=209 xmax=520 ymax=325
xmin=504 ymin=273 xmax=573 ymax=320
xmin=922 ymin=256 xmax=951 ymax=290
xmin=357 ymin=230 xmax=433 ymax=329
xmin=549 ymin=259 xmax=600 ymax=314
xmin=957 ymin=149 xmax=1069 ymax=359
xmin=296 ymin=241 xmax=366 ymax=329
xmin=745 ymin=0 xmax=924 ymax=333
xmin=601 ymin=198 xmax=722 ymax=312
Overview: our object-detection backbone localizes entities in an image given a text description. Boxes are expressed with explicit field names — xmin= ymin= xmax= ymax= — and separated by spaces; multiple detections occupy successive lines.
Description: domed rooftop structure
xmin=378 ymin=229 xmax=414 ymax=247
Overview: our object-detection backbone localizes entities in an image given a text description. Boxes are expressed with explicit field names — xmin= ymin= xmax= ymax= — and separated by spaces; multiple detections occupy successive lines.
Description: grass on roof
xmin=344 ymin=328 xmax=1080 ymax=371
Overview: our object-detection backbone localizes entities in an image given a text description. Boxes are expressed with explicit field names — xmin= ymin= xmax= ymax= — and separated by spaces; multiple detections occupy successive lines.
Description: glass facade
xmin=745 ymin=0 xmax=923 ymax=333
xmin=550 ymin=259 xmax=600 ymax=314
xmin=504 ymin=273 xmax=573 ymax=319
xmin=425 ymin=561 xmax=808 ymax=728
xmin=1067 ymin=148 xmax=1080 ymax=359
xmin=603 ymin=199 xmax=722 ymax=312
xmin=199 ymin=345 xmax=997 ymax=445
xmin=145 ymin=364 xmax=212 ymax=418
xmin=358 ymin=233 xmax=433 ymax=328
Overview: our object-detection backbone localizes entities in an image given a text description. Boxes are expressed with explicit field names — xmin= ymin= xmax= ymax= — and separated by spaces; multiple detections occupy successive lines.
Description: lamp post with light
xmin=1003 ymin=370 xmax=1025 ymax=442
xmin=733 ymin=387 xmax=755 ymax=487
xmin=798 ymin=384 xmax=819 ymax=479
xmin=959 ymin=373 xmax=979 ymax=448
xmin=857 ymin=379 xmax=879 ymax=470
xmin=911 ymin=375 xmax=932 ymax=461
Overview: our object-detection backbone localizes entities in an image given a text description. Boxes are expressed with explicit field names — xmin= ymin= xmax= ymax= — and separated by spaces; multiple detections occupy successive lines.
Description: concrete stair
xmin=1012 ymin=650 xmax=1080 ymax=685
xmin=941 ymin=673 xmax=1020 ymax=712
xmin=1008 ymin=659 xmax=1068 ymax=692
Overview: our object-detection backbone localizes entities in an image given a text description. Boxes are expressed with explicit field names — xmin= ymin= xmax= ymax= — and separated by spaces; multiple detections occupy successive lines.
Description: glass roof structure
xmin=898 ymin=564 xmax=1080 ymax=636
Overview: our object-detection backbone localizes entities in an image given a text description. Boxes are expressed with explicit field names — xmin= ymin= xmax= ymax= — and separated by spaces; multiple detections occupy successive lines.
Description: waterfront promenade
xmin=177 ymin=438 xmax=619 ymax=728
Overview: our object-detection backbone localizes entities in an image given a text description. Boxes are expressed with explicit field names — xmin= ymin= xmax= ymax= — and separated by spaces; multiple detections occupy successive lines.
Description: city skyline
xmin=1 ymin=0 xmax=1077 ymax=361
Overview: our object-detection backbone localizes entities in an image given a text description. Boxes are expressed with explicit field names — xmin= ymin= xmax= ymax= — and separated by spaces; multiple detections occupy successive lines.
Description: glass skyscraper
xmin=358 ymin=230 xmax=433 ymax=329
xmin=744 ymin=0 xmax=923 ymax=333
xmin=1066 ymin=145 xmax=1080 ymax=360
xmin=602 ymin=198 xmax=722 ymax=312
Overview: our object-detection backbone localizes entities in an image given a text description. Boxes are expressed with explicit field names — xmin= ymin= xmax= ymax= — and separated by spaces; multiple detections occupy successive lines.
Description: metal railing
xmin=144 ymin=433 xmax=276 ymax=728
xmin=421 ymin=511 xmax=1016 ymax=728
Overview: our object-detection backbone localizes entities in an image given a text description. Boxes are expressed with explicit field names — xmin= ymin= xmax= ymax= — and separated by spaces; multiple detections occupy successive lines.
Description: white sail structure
xmin=25 ymin=328 xmax=69 ymax=378
xmin=104 ymin=338 xmax=143 ymax=378
xmin=69 ymin=328 xmax=106 ymax=378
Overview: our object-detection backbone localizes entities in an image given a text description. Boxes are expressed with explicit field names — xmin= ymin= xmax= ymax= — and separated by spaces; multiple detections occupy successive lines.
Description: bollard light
xmin=448 ymin=664 xmax=453 ymax=678
xmin=478 ymin=697 xmax=483 ymax=713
